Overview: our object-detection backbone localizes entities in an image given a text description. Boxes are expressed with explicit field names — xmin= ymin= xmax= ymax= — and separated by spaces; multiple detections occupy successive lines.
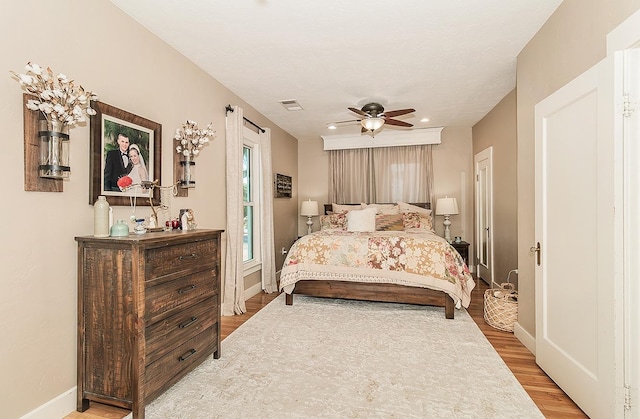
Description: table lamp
xmin=300 ymin=199 xmax=319 ymax=235
xmin=435 ymin=197 xmax=459 ymax=243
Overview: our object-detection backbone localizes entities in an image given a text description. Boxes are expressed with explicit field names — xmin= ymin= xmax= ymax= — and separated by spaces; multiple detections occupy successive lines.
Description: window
xmin=242 ymin=146 xmax=253 ymax=261
xmin=242 ymin=128 xmax=262 ymax=275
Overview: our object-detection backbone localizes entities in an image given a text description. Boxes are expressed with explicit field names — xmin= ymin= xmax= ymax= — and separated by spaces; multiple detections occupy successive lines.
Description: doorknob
xmin=530 ymin=242 xmax=541 ymax=266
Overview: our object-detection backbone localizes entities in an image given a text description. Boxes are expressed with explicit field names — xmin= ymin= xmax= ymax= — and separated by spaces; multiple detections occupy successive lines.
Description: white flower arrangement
xmin=10 ymin=62 xmax=98 ymax=127
xmin=174 ymin=120 xmax=215 ymax=158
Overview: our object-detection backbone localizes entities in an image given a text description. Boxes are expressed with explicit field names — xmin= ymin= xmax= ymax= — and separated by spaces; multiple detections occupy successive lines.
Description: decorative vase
xmin=180 ymin=154 xmax=196 ymax=188
xmin=38 ymin=118 xmax=70 ymax=179
xmin=93 ymin=196 xmax=110 ymax=238
xmin=134 ymin=219 xmax=146 ymax=235
xmin=110 ymin=219 xmax=130 ymax=237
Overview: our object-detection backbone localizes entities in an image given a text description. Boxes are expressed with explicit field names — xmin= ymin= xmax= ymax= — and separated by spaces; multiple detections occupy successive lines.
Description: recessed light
xmin=420 ymin=117 xmax=430 ymax=123
xmin=327 ymin=123 xmax=337 ymax=130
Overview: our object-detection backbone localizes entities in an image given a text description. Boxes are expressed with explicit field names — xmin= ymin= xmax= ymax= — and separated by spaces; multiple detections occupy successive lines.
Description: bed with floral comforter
xmin=280 ymin=229 xmax=475 ymax=313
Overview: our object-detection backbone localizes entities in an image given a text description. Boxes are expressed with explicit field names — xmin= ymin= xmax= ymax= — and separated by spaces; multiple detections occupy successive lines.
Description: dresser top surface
xmin=75 ymin=228 xmax=224 ymax=245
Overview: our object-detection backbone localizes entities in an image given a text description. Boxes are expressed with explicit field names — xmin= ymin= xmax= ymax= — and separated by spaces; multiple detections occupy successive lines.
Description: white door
xmin=474 ymin=147 xmax=493 ymax=286
xmin=534 ymin=58 xmax=618 ymax=418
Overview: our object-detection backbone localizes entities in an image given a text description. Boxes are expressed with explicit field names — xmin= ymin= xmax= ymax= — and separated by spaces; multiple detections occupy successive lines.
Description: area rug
xmin=136 ymin=295 xmax=542 ymax=418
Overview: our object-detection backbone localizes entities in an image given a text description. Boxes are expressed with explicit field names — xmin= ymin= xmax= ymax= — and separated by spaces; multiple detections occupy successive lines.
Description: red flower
xmin=117 ymin=175 xmax=133 ymax=190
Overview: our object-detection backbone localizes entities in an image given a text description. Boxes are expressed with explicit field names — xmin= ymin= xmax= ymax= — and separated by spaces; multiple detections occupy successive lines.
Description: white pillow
xmin=398 ymin=201 xmax=432 ymax=217
xmin=361 ymin=203 xmax=400 ymax=215
xmin=332 ymin=203 xmax=362 ymax=213
xmin=346 ymin=207 xmax=377 ymax=232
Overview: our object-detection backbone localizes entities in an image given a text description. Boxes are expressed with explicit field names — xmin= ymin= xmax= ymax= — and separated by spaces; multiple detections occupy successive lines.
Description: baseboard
xmin=513 ymin=322 xmax=536 ymax=356
xmin=20 ymin=387 xmax=76 ymax=419
xmin=244 ymin=281 xmax=263 ymax=300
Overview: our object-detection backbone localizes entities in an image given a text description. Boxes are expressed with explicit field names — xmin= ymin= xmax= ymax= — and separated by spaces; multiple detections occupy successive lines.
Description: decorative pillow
xmin=346 ymin=207 xmax=377 ymax=232
xmin=319 ymin=213 xmax=347 ymax=231
xmin=361 ymin=203 xmax=400 ymax=215
xmin=375 ymin=213 xmax=404 ymax=231
xmin=332 ymin=203 xmax=362 ymax=214
xmin=402 ymin=211 xmax=434 ymax=232
xmin=398 ymin=201 xmax=432 ymax=217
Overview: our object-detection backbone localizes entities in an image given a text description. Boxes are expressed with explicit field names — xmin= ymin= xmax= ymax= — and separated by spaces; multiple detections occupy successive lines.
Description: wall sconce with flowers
xmin=174 ymin=120 xmax=215 ymax=189
xmin=11 ymin=62 xmax=97 ymax=190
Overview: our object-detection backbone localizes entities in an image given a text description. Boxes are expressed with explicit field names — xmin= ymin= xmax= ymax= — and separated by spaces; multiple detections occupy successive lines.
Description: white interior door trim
xmin=608 ymin=9 xmax=640 ymax=416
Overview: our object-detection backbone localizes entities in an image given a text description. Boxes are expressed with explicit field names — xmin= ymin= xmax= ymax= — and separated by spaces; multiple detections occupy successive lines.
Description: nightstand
xmin=450 ymin=241 xmax=470 ymax=265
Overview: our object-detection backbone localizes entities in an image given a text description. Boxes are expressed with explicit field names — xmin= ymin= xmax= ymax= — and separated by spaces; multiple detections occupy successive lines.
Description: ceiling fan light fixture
xmin=361 ymin=117 xmax=384 ymax=131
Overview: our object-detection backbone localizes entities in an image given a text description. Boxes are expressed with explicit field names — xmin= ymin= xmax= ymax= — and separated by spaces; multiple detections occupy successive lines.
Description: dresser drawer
xmin=146 ymin=239 xmax=217 ymax=280
xmin=145 ymin=270 xmax=216 ymax=324
xmin=145 ymin=296 xmax=218 ymax=365
xmin=145 ymin=327 xmax=217 ymax=402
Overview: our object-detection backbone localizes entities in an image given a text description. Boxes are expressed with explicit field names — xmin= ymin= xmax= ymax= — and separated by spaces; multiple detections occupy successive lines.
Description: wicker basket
xmin=483 ymin=283 xmax=518 ymax=332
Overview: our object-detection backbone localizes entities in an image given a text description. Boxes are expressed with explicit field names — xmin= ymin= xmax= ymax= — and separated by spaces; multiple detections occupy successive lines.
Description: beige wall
xmin=0 ymin=1 xmax=297 ymax=417
xmin=516 ymin=0 xmax=640 ymax=336
xmin=472 ymin=89 xmax=518 ymax=288
xmin=297 ymin=128 xmax=475 ymax=258
xmin=296 ymin=138 xmax=329 ymax=236
xmin=433 ymin=127 xmax=474 ymax=252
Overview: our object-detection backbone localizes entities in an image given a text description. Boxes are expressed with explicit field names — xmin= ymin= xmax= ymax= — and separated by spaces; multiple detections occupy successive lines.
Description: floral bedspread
xmin=280 ymin=230 xmax=475 ymax=308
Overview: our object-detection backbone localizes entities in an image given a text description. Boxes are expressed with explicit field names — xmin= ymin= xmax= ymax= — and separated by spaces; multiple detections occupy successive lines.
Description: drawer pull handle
xmin=178 ymin=284 xmax=197 ymax=294
xmin=179 ymin=316 xmax=198 ymax=328
xmin=179 ymin=253 xmax=198 ymax=260
xmin=178 ymin=348 xmax=197 ymax=362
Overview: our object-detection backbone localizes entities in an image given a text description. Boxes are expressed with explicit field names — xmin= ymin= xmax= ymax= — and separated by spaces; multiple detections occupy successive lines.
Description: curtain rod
xmin=225 ymin=105 xmax=265 ymax=133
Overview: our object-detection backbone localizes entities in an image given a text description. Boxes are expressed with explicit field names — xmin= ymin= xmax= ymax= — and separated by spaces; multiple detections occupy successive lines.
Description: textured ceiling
xmin=110 ymin=0 xmax=562 ymax=142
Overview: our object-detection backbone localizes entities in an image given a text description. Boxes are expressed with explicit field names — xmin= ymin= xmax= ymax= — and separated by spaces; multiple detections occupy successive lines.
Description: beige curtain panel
xmin=224 ymin=106 xmax=247 ymax=316
xmin=329 ymin=144 xmax=434 ymax=205
xmin=259 ymin=128 xmax=277 ymax=294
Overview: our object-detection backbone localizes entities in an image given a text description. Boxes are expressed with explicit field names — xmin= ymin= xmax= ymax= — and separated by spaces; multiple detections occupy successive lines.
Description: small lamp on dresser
xmin=300 ymin=199 xmax=319 ymax=235
xmin=435 ymin=196 xmax=459 ymax=243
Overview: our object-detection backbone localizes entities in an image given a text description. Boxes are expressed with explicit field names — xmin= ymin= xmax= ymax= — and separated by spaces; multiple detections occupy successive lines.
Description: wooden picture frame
xmin=90 ymin=101 xmax=161 ymax=206
xmin=274 ymin=173 xmax=292 ymax=198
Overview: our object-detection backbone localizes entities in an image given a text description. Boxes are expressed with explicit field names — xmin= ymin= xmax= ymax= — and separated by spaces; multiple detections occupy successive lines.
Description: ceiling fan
xmin=347 ymin=102 xmax=415 ymax=133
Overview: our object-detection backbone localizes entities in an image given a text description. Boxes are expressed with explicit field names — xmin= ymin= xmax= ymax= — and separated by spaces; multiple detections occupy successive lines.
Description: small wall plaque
xmin=274 ymin=173 xmax=292 ymax=198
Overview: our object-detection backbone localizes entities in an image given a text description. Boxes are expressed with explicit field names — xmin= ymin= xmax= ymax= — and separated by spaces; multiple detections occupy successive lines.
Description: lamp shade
xmin=361 ymin=117 xmax=385 ymax=131
xmin=300 ymin=200 xmax=319 ymax=217
xmin=435 ymin=197 xmax=459 ymax=215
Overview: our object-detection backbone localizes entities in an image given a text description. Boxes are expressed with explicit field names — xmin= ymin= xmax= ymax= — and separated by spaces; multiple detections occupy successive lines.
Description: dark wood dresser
xmin=75 ymin=229 xmax=223 ymax=419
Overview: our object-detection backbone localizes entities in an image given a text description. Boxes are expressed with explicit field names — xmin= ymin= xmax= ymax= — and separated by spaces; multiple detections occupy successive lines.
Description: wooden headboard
xmin=323 ymin=203 xmax=431 ymax=215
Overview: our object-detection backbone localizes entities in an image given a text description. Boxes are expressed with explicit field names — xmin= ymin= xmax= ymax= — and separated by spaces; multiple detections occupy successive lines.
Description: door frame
xmin=617 ymin=47 xmax=640 ymax=418
xmin=609 ymin=10 xmax=640 ymax=416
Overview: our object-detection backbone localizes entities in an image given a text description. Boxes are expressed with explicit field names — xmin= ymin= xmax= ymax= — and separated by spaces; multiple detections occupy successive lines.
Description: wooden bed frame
xmin=284 ymin=202 xmax=456 ymax=319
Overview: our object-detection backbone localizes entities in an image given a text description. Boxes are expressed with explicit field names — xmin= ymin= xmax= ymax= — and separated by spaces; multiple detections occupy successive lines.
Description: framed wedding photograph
xmin=90 ymin=101 xmax=162 ymax=206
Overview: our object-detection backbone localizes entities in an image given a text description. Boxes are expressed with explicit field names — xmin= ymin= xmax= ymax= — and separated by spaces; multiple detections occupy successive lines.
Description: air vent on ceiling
xmin=278 ymin=99 xmax=303 ymax=111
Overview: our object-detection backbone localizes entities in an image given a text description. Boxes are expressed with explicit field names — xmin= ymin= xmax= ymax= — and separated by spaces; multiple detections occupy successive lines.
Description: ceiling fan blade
xmin=348 ymin=107 xmax=369 ymax=117
xmin=333 ymin=119 xmax=361 ymax=124
xmin=383 ymin=108 xmax=415 ymax=118
xmin=384 ymin=118 xmax=413 ymax=127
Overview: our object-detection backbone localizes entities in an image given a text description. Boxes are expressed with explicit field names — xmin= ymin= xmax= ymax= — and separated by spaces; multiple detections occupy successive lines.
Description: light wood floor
xmin=65 ymin=279 xmax=586 ymax=418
